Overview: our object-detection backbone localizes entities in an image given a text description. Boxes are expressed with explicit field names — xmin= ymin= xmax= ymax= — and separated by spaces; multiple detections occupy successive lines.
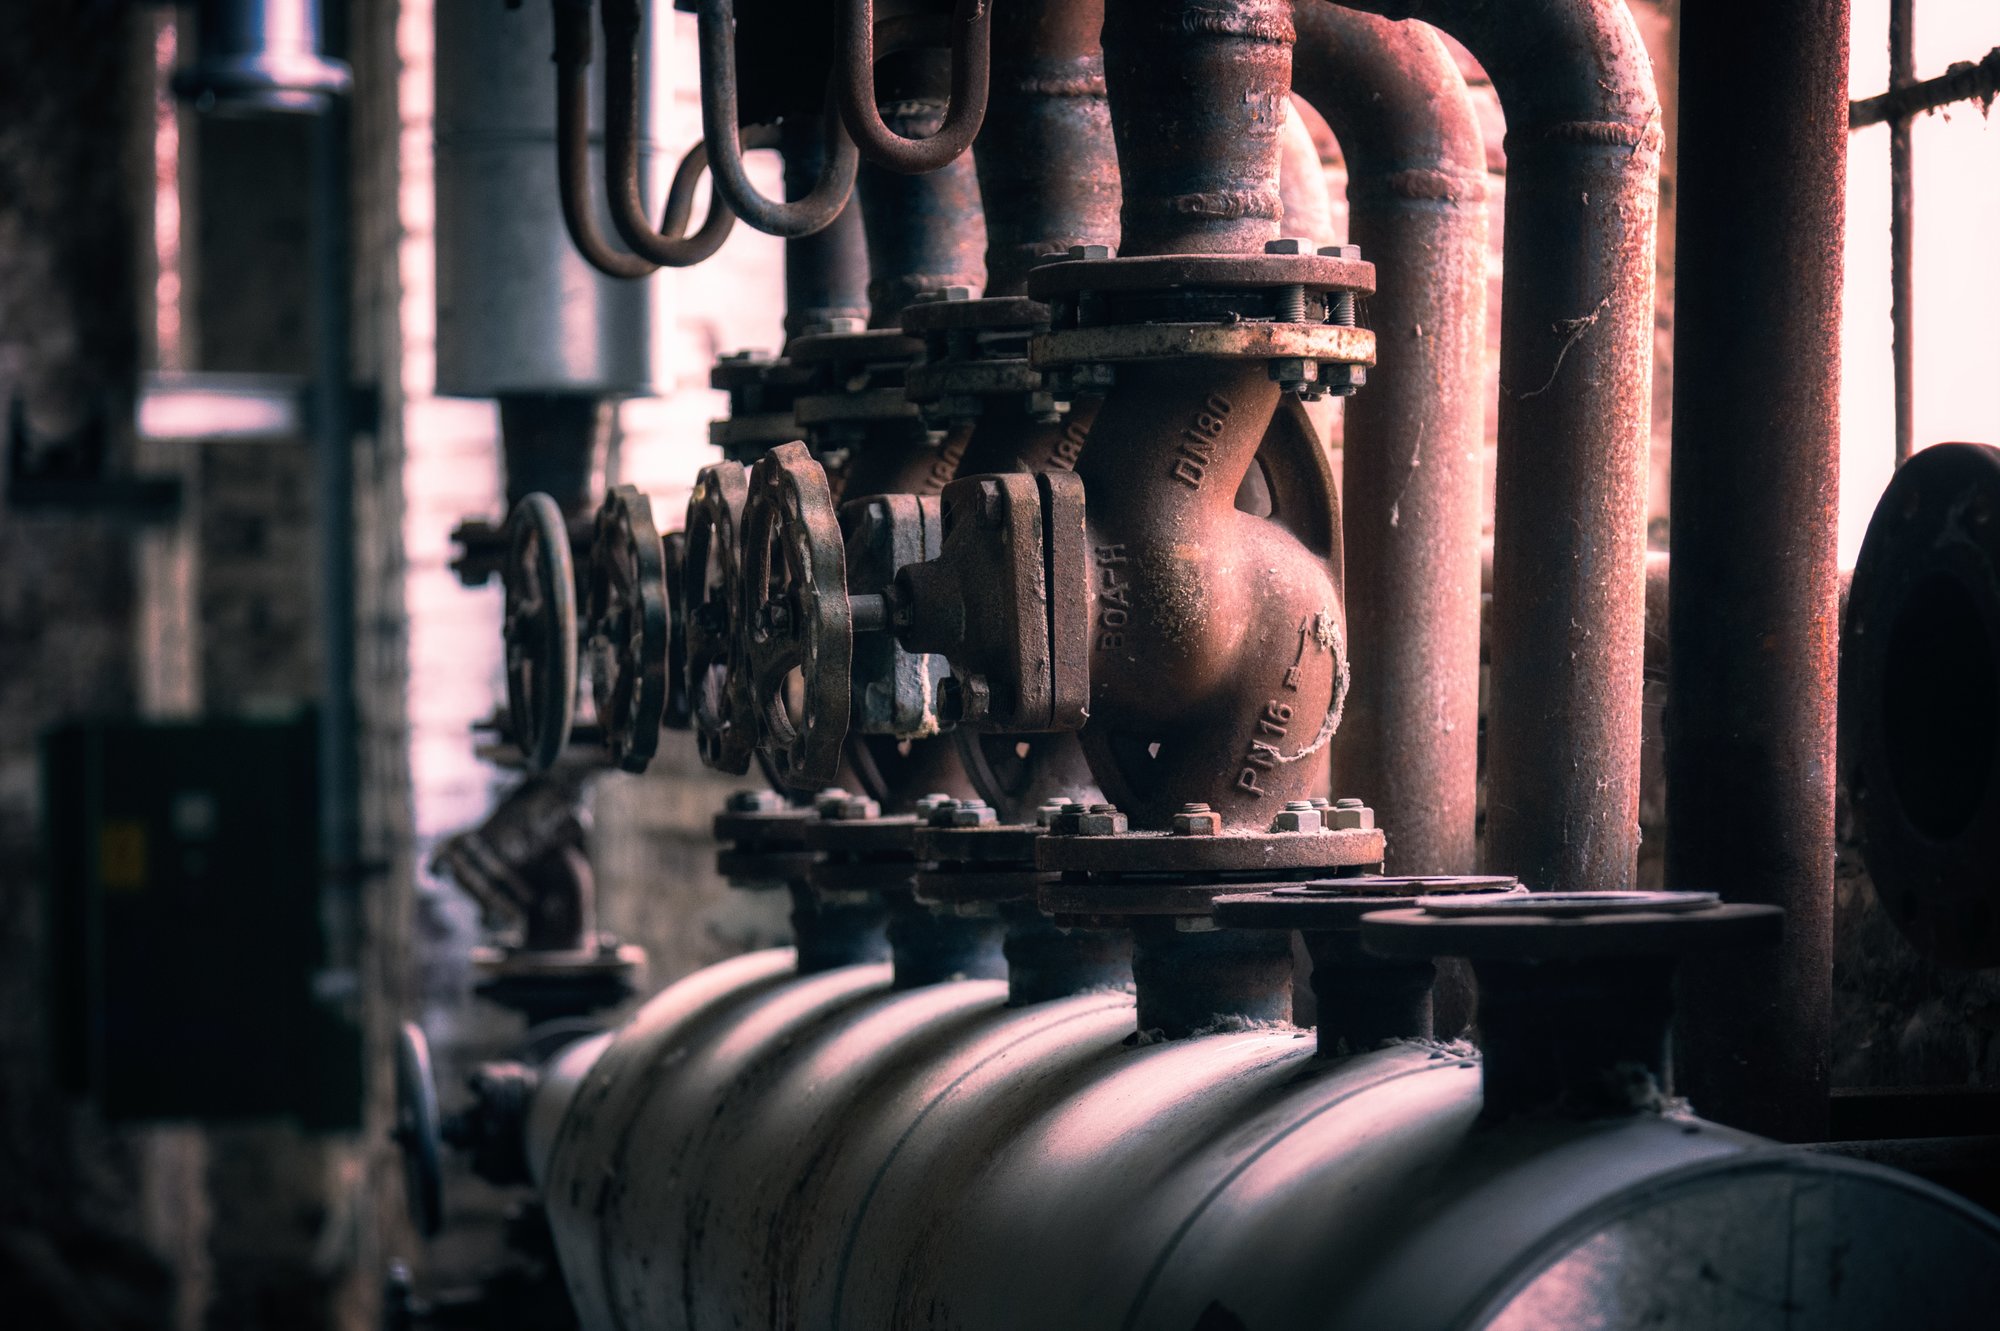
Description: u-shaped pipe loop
xmin=600 ymin=0 xmax=739 ymax=267
xmin=836 ymin=0 xmax=991 ymax=176
xmin=696 ymin=0 xmax=859 ymax=237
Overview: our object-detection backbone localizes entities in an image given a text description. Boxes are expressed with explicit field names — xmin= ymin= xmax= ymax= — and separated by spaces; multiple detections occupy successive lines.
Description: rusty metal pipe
xmin=1101 ymin=0 xmax=1295 ymax=255
xmin=837 ymin=0 xmax=992 ymax=176
xmin=781 ymin=117 xmax=871 ymax=341
xmin=552 ymin=0 xmax=656 ymax=279
xmin=1342 ymin=0 xmax=1660 ymax=895
xmin=695 ymin=0 xmax=859 ymax=237
xmin=599 ymin=0 xmax=737 ymax=267
xmin=855 ymin=45 xmax=987 ymax=323
xmin=1291 ymin=6 xmax=1487 ymax=879
xmin=972 ymin=0 xmax=1119 ymax=296
xmin=1667 ymin=0 xmax=1847 ymax=1143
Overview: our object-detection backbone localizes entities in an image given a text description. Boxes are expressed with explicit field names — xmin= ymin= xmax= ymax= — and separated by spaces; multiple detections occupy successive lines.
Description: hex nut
xmin=728 ymin=789 xmax=787 ymax=814
xmin=1317 ymin=243 xmax=1363 ymax=261
xmin=1171 ymin=804 xmax=1222 ymax=836
xmin=1077 ymin=805 xmax=1129 ymax=836
xmin=948 ymin=800 xmax=998 ymax=828
xmin=1067 ymin=244 xmax=1113 ymax=260
xmin=1269 ymin=356 xmax=1319 ymax=388
xmin=1328 ymin=800 xmax=1375 ymax=830
xmin=1270 ymin=804 xmax=1325 ymax=833
xmin=1264 ymin=237 xmax=1313 ymax=256
xmin=822 ymin=793 xmax=881 ymax=821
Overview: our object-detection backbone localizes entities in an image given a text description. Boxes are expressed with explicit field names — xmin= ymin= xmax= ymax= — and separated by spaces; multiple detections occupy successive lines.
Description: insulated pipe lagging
xmin=1290 ymin=7 xmax=1487 ymax=879
xmin=1338 ymin=0 xmax=1661 ymax=895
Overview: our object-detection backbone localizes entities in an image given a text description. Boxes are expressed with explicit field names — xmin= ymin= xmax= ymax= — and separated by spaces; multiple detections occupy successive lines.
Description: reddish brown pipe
xmin=1343 ymin=0 xmax=1661 ymax=894
xmin=1292 ymin=6 xmax=1487 ymax=878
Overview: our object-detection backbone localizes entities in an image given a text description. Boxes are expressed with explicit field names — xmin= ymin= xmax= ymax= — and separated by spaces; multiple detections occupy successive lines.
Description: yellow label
xmin=100 ymin=821 xmax=148 ymax=891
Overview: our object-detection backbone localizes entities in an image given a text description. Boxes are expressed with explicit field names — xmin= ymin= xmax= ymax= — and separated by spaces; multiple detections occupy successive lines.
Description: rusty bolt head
xmin=1328 ymin=799 xmax=1375 ymax=830
xmin=939 ymin=673 xmax=992 ymax=725
xmin=820 ymin=793 xmax=881 ymax=821
xmin=948 ymin=799 xmax=997 ymax=828
xmin=727 ymin=789 xmax=788 ymax=814
xmin=1264 ymin=237 xmax=1314 ymax=256
xmin=1320 ymin=363 xmax=1367 ymax=398
xmin=1077 ymin=805 xmax=1128 ymax=836
xmin=1270 ymin=803 xmax=1325 ymax=833
xmin=822 ymin=315 xmax=867 ymax=334
xmin=1317 ymin=244 xmax=1363 ymax=261
xmin=1269 ymin=357 xmax=1319 ymax=391
xmin=1066 ymin=244 xmax=1113 ymax=261
xmin=913 ymin=792 xmax=956 ymax=821
xmin=1044 ymin=801 xmax=1090 ymax=835
xmin=1171 ymin=803 xmax=1222 ymax=836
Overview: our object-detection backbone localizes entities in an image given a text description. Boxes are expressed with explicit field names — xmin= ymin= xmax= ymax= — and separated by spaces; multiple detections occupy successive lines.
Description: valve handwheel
xmin=685 ymin=462 xmax=756 ymax=773
xmin=585 ymin=486 xmax=670 ymax=772
xmin=392 ymin=1021 xmax=445 ymax=1239
xmin=661 ymin=529 xmax=693 ymax=730
xmin=743 ymin=442 xmax=853 ymax=787
xmin=503 ymin=492 xmax=577 ymax=773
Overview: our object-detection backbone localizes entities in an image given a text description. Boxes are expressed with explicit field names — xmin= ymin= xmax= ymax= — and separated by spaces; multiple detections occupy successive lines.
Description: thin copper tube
xmin=836 ymin=0 xmax=991 ymax=175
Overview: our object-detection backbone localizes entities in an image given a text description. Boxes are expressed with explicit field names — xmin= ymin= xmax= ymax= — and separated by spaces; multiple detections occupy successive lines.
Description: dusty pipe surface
xmin=781 ymin=116 xmax=870 ymax=342
xmin=1293 ymin=6 xmax=1487 ymax=879
xmin=1102 ymin=0 xmax=1294 ymax=255
xmin=529 ymin=951 xmax=2000 ymax=1329
xmin=1345 ymin=0 xmax=1660 ymax=894
xmin=857 ymin=46 xmax=987 ymax=323
xmin=1667 ymin=0 xmax=1847 ymax=1144
xmin=973 ymin=0 xmax=1120 ymax=296
xmin=1275 ymin=97 xmax=1334 ymax=247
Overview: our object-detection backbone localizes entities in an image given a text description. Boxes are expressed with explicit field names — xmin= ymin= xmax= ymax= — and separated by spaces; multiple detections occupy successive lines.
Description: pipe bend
xmin=697 ymin=0 xmax=860 ymax=237
xmin=1076 ymin=364 xmax=1345 ymax=830
xmin=837 ymin=0 xmax=993 ymax=175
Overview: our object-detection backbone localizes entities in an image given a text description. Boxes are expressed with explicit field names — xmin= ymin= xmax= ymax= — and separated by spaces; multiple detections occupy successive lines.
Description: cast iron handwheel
xmin=392 ymin=1021 xmax=445 ymax=1239
xmin=684 ymin=462 xmax=756 ymax=774
xmin=742 ymin=442 xmax=853 ymax=787
xmin=503 ymin=492 xmax=577 ymax=773
xmin=1841 ymin=441 xmax=2000 ymax=967
xmin=661 ymin=530 xmax=693 ymax=730
xmin=584 ymin=486 xmax=669 ymax=773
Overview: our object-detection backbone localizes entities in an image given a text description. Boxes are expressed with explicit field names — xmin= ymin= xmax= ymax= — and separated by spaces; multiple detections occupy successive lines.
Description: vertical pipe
xmin=1889 ymin=0 xmax=1914 ymax=467
xmin=782 ymin=116 xmax=871 ymax=341
xmin=1345 ymin=0 xmax=1660 ymax=897
xmin=1667 ymin=0 xmax=1846 ymax=1142
xmin=1100 ymin=0 xmax=1293 ymax=257
xmin=1291 ymin=8 xmax=1487 ymax=879
xmin=856 ymin=46 xmax=987 ymax=322
xmin=974 ymin=0 xmax=1120 ymax=296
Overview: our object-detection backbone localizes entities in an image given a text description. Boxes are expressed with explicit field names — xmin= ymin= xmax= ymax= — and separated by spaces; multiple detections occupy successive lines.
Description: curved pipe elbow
xmin=837 ymin=0 xmax=992 ymax=175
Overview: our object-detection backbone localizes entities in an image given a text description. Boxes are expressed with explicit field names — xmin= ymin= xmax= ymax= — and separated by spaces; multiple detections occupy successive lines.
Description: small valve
xmin=501 ymin=493 xmax=577 ymax=773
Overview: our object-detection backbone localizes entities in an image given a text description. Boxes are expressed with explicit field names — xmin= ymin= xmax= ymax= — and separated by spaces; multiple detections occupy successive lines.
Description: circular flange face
xmin=1032 ymin=321 xmax=1376 ymax=369
xmin=1841 ymin=441 xmax=2000 ymax=966
xmin=685 ymin=462 xmax=756 ymax=775
xmin=1037 ymin=826 xmax=1387 ymax=876
xmin=1359 ymin=894 xmax=1783 ymax=963
xmin=913 ymin=822 xmax=1042 ymax=865
xmin=742 ymin=443 xmax=853 ymax=788
xmin=502 ymin=492 xmax=577 ymax=773
xmin=584 ymin=486 xmax=669 ymax=772
xmin=1026 ymin=252 xmax=1376 ymax=300
xmin=786 ymin=328 xmax=925 ymax=366
xmin=1211 ymin=876 xmax=1523 ymax=931
xmin=392 ymin=1021 xmax=444 ymax=1239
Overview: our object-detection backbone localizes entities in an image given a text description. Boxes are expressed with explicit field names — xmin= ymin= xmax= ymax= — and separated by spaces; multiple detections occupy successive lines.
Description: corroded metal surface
xmin=502 ymin=492 xmax=577 ymax=772
xmin=584 ymin=485 xmax=669 ymax=773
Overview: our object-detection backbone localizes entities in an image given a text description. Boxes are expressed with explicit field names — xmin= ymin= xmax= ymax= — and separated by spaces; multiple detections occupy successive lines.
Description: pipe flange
xmin=470 ymin=941 xmax=648 ymax=1020
xmin=502 ymin=492 xmax=577 ymax=773
xmin=913 ymin=821 xmax=1041 ymax=865
xmin=709 ymin=349 xmax=815 ymax=458
xmin=1840 ymin=441 xmax=2000 ymax=966
xmin=685 ymin=462 xmax=757 ymax=774
xmin=1037 ymin=825 xmax=1386 ymax=877
xmin=787 ymin=327 xmax=926 ymax=369
xmin=915 ymin=863 xmax=1052 ymax=909
xmin=901 ymin=294 xmax=1050 ymax=335
xmin=804 ymin=814 xmax=923 ymax=858
xmin=584 ymin=486 xmax=670 ymax=772
xmin=1359 ymin=891 xmax=1784 ymax=963
xmin=1025 ymin=251 xmax=1376 ymax=301
xmin=743 ymin=443 xmax=854 ymax=787
xmin=712 ymin=789 xmax=819 ymax=889
xmin=1212 ymin=875 xmax=1523 ymax=930
xmin=1031 ymin=320 xmax=1375 ymax=370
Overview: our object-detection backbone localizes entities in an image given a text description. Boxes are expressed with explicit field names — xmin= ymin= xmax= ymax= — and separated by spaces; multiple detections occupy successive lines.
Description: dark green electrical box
xmin=42 ymin=718 xmax=362 ymax=1130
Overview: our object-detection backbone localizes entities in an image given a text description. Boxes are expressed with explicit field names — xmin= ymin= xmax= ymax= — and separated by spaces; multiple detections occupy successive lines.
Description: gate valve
xmin=582 ymin=485 xmax=670 ymax=772
xmin=501 ymin=492 xmax=578 ymax=773
xmin=684 ymin=460 xmax=758 ymax=774
xmin=738 ymin=446 xmax=1095 ymax=787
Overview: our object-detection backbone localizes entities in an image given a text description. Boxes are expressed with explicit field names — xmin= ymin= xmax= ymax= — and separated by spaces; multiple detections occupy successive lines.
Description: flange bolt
xmin=1271 ymin=800 xmax=1325 ymax=833
xmin=1171 ymin=802 xmax=1222 ymax=836
xmin=1077 ymin=803 xmax=1128 ymax=836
